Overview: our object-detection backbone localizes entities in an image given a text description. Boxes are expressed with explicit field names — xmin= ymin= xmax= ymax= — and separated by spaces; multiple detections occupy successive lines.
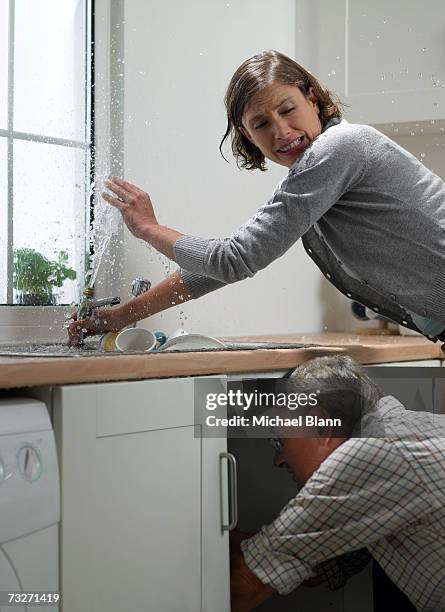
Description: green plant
xmin=13 ymin=248 xmax=77 ymax=304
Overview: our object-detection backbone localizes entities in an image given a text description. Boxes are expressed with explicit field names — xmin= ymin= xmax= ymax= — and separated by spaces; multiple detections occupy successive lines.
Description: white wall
xmin=118 ymin=1 xmax=445 ymax=339
xmin=120 ymin=0 xmax=338 ymax=338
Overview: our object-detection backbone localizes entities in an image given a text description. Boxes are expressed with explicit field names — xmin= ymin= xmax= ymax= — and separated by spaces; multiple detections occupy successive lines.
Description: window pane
xmin=0 ymin=138 xmax=7 ymax=303
xmin=13 ymin=140 xmax=88 ymax=305
xmin=14 ymin=0 xmax=86 ymax=141
xmin=0 ymin=1 xmax=8 ymax=129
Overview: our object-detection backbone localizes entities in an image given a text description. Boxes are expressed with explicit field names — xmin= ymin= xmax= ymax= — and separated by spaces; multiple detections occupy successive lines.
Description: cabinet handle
xmin=219 ymin=452 xmax=238 ymax=532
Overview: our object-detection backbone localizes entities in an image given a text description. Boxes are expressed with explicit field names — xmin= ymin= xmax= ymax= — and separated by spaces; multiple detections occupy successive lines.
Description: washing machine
xmin=0 ymin=398 xmax=60 ymax=611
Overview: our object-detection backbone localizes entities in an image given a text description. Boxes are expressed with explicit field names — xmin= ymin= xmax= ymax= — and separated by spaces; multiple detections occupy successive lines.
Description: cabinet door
xmin=53 ymin=377 xmax=229 ymax=612
xmin=296 ymin=0 xmax=445 ymax=125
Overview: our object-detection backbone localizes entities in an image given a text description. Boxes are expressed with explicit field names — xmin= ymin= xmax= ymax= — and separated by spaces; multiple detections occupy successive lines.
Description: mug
xmin=115 ymin=328 xmax=157 ymax=353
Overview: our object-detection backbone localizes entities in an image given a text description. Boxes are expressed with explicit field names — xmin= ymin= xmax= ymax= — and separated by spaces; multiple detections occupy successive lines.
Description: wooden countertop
xmin=0 ymin=333 xmax=441 ymax=390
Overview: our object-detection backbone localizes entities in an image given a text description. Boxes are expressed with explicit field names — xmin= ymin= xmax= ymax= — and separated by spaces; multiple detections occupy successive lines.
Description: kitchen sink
xmin=0 ymin=340 xmax=317 ymax=357
xmin=0 ymin=341 xmax=105 ymax=357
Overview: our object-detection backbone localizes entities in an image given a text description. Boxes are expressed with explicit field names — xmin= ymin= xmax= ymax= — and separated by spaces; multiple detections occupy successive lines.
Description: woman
xmin=69 ymin=50 xmax=445 ymax=345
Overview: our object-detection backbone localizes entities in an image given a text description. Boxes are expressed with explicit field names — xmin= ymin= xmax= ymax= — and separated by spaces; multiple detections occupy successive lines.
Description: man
xmin=230 ymin=355 xmax=445 ymax=611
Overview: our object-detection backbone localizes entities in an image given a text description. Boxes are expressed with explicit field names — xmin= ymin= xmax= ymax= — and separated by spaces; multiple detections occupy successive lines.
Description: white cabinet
xmin=296 ymin=0 xmax=445 ymax=125
xmin=51 ymin=363 xmax=443 ymax=611
xmin=53 ymin=378 xmax=230 ymax=612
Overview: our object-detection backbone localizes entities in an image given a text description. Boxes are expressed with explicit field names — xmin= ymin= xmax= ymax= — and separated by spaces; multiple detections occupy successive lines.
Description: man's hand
xmin=230 ymin=531 xmax=254 ymax=554
xmin=102 ymin=176 xmax=157 ymax=240
xmin=230 ymin=550 xmax=275 ymax=612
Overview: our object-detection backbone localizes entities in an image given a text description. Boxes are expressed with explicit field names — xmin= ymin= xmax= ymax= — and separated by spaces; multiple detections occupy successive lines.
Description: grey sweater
xmin=173 ymin=119 xmax=445 ymax=338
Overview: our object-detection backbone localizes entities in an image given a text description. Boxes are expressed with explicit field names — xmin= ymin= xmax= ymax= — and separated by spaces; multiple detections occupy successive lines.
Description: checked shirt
xmin=241 ymin=396 xmax=445 ymax=611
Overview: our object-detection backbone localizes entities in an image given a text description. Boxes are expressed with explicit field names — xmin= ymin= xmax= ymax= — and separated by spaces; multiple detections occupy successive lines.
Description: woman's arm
xmin=104 ymin=126 xmax=367 ymax=290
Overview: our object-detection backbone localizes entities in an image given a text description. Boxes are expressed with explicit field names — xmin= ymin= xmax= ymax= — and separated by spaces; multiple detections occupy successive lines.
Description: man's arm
xmin=314 ymin=549 xmax=372 ymax=591
xmin=240 ymin=438 xmax=432 ymax=596
xmin=231 ymin=549 xmax=276 ymax=612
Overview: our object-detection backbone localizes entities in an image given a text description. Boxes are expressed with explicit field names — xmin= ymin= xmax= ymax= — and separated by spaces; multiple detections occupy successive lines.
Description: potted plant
xmin=13 ymin=248 xmax=77 ymax=306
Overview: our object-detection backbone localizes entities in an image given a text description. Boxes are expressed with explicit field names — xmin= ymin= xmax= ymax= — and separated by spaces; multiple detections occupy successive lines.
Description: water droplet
xmin=421 ymin=47 xmax=428 ymax=53
xmin=420 ymin=152 xmax=426 ymax=158
xmin=383 ymin=18 xmax=388 ymax=24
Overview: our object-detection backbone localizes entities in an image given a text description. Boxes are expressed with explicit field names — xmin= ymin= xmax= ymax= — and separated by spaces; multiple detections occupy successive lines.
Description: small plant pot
xmin=17 ymin=293 xmax=57 ymax=306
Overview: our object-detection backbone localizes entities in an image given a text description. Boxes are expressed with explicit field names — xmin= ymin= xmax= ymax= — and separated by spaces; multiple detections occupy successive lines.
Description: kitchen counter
xmin=0 ymin=333 xmax=441 ymax=389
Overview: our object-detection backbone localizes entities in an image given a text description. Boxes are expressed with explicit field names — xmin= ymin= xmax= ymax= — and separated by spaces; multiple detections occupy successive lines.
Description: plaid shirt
xmin=241 ymin=396 xmax=445 ymax=611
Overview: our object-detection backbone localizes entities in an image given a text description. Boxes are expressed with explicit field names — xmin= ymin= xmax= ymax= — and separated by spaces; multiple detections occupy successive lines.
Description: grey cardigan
xmin=174 ymin=119 xmax=445 ymax=339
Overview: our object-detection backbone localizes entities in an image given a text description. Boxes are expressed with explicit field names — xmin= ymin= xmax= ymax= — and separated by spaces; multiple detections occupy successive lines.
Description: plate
xmin=159 ymin=334 xmax=226 ymax=351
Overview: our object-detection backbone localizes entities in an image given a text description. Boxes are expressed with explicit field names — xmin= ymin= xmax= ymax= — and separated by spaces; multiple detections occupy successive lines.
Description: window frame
xmin=1 ymin=0 xmax=95 ymax=305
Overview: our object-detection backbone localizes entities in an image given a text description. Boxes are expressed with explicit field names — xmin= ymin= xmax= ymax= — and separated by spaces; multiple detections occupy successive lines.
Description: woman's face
xmin=240 ymin=81 xmax=322 ymax=168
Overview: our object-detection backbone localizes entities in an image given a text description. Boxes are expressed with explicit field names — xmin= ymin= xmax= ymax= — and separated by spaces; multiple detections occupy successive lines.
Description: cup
xmin=154 ymin=330 xmax=167 ymax=348
xmin=115 ymin=328 xmax=157 ymax=353
xmin=100 ymin=331 xmax=120 ymax=352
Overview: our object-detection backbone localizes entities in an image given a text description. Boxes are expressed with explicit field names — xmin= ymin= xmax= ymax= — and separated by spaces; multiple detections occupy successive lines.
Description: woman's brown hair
xmin=220 ymin=50 xmax=343 ymax=171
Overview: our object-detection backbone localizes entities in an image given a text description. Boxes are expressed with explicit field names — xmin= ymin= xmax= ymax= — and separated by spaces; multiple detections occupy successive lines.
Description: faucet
xmin=76 ymin=287 xmax=121 ymax=345
xmin=77 ymin=288 xmax=121 ymax=319
xmin=130 ymin=279 xmax=151 ymax=328
xmin=131 ymin=278 xmax=151 ymax=298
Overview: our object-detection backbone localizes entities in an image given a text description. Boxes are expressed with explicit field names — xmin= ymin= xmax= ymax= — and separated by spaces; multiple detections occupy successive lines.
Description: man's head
xmin=220 ymin=50 xmax=342 ymax=171
xmin=272 ymin=355 xmax=382 ymax=487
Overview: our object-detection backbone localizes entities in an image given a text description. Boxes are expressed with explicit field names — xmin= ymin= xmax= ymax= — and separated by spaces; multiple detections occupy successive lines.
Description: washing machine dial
xmin=17 ymin=445 xmax=42 ymax=482
xmin=0 ymin=457 xmax=5 ymax=483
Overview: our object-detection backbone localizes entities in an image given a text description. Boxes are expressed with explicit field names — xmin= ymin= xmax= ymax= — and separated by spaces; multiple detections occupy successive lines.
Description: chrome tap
xmin=76 ymin=287 xmax=121 ymax=345
xmin=131 ymin=278 xmax=151 ymax=298
xmin=77 ymin=289 xmax=121 ymax=320
xmin=130 ymin=279 xmax=151 ymax=328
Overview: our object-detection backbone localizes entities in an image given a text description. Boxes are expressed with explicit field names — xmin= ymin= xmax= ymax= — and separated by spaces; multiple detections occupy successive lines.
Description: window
xmin=0 ymin=0 xmax=93 ymax=306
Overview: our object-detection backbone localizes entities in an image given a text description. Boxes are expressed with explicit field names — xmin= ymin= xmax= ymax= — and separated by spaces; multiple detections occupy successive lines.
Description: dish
xmin=159 ymin=334 xmax=226 ymax=351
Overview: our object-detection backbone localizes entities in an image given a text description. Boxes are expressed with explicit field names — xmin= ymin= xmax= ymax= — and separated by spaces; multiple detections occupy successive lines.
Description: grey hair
xmin=287 ymin=355 xmax=383 ymax=437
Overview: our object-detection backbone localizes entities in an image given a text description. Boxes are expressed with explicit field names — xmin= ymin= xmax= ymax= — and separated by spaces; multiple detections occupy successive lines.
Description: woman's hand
xmin=67 ymin=307 xmax=125 ymax=347
xmin=102 ymin=176 xmax=158 ymax=240
xmin=102 ymin=176 xmax=183 ymax=260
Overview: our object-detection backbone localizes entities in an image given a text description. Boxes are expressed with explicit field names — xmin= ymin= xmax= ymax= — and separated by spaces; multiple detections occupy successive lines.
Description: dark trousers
xmin=373 ymin=561 xmax=417 ymax=611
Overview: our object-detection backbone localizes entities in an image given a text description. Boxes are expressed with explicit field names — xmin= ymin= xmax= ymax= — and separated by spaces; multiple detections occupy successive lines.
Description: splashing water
xmin=86 ymin=182 xmax=121 ymax=288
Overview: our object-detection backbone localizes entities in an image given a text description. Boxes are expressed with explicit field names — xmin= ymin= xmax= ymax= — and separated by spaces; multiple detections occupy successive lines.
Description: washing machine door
xmin=0 ymin=548 xmax=25 ymax=611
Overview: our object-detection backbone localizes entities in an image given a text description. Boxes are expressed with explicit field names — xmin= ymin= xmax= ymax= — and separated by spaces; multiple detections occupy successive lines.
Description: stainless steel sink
xmin=0 ymin=341 xmax=106 ymax=357
xmin=0 ymin=340 xmax=316 ymax=357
